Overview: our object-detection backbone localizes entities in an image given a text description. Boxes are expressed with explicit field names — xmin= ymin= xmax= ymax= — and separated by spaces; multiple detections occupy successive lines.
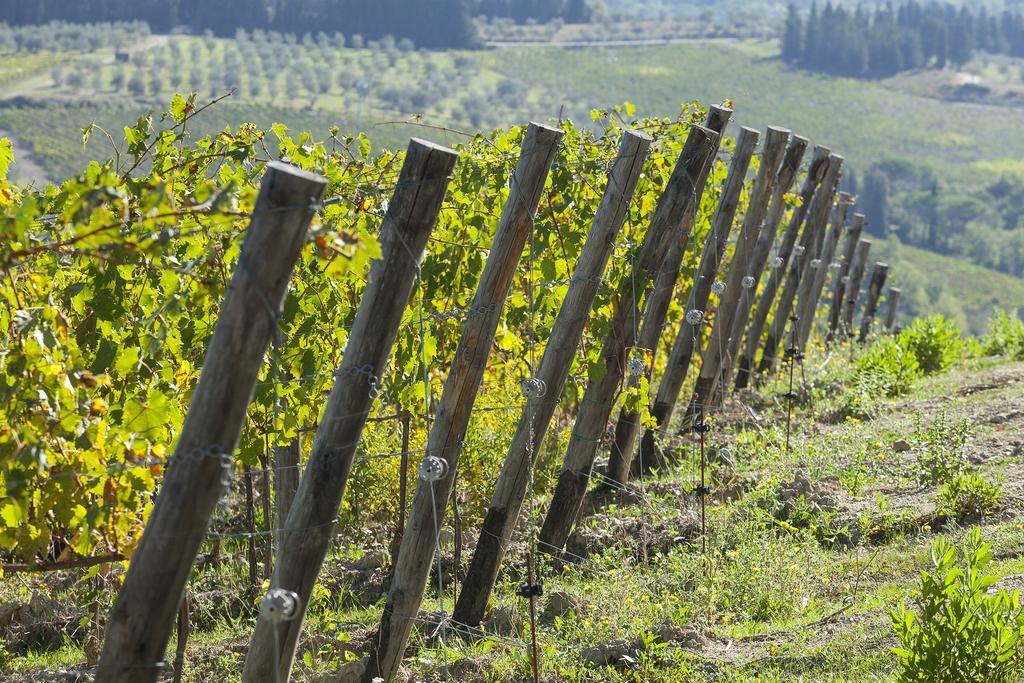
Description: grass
xmin=5 ymin=325 xmax=1024 ymax=681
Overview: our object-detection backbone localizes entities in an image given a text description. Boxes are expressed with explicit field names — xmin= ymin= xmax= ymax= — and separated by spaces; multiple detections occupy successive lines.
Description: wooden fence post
xmin=734 ymin=145 xmax=830 ymax=390
xmin=757 ymin=154 xmax=842 ymax=376
xmin=722 ymin=135 xmax=809 ymax=394
xmin=362 ymin=123 xmax=563 ymax=683
xmin=451 ymin=130 xmax=652 ymax=629
xmin=631 ymin=127 xmax=771 ymax=478
xmin=827 ymin=210 xmax=865 ymax=340
xmin=389 ymin=411 xmax=412 ymax=569
xmin=784 ymin=155 xmax=844 ymax=356
xmin=603 ymin=108 xmax=734 ymax=487
xmin=274 ymin=438 xmax=300 ymax=553
xmin=885 ymin=287 xmax=902 ymax=331
xmin=858 ymin=262 xmax=890 ymax=342
xmin=242 ymin=140 xmax=459 ymax=683
xmin=794 ymin=193 xmax=854 ymax=350
xmin=535 ymin=125 xmax=720 ymax=559
xmin=715 ymin=128 xmax=801 ymax=397
xmin=841 ymin=238 xmax=873 ymax=337
xmin=681 ymin=126 xmax=791 ymax=422
xmin=97 ymin=162 xmax=328 ymax=683
xmin=243 ymin=465 xmax=259 ymax=589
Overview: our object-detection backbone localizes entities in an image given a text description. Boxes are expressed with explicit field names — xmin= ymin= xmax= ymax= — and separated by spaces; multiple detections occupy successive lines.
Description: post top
xmin=526 ymin=121 xmax=565 ymax=136
xmin=624 ymin=129 xmax=655 ymax=143
xmin=265 ymin=160 xmax=328 ymax=185
xmin=409 ymin=138 xmax=459 ymax=158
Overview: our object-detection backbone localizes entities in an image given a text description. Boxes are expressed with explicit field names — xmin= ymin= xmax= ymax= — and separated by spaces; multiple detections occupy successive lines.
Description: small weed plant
xmin=900 ymin=315 xmax=964 ymax=375
xmin=892 ymin=529 xmax=1024 ymax=682
xmin=856 ymin=335 xmax=922 ymax=398
xmin=839 ymin=335 xmax=921 ymax=419
xmin=938 ymin=471 xmax=1002 ymax=518
xmin=912 ymin=412 xmax=972 ymax=486
xmin=982 ymin=309 xmax=1024 ymax=359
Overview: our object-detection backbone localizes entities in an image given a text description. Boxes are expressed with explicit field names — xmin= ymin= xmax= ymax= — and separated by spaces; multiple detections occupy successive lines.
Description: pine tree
xmin=782 ymin=3 xmax=803 ymax=63
xmin=804 ymin=2 xmax=820 ymax=67
xmin=564 ymin=0 xmax=589 ymax=24
xmin=862 ymin=169 xmax=889 ymax=236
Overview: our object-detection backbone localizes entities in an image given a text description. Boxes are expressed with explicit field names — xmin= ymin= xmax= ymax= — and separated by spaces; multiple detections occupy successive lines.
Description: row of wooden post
xmin=96 ymin=114 xmax=903 ymax=683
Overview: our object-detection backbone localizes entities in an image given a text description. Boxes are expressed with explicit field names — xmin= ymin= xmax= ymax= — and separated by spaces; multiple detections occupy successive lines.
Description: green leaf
xmin=114 ymin=347 xmax=140 ymax=377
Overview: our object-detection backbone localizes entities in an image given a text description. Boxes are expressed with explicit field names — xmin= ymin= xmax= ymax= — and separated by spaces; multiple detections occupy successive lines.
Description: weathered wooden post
xmin=362 ymin=123 xmax=563 ymax=683
xmin=682 ymin=126 xmax=791 ymax=422
xmin=604 ymin=107 xmax=734 ymax=487
xmin=857 ymin=262 xmax=890 ymax=342
xmin=98 ymin=163 xmax=328 ymax=683
xmin=715 ymin=129 xmax=801 ymax=397
xmin=885 ymin=287 xmax=902 ymax=331
xmin=784 ymin=156 xmax=845 ymax=356
xmin=827 ymin=211 xmax=865 ymax=340
xmin=794 ymin=194 xmax=855 ymax=350
xmin=841 ymin=238 xmax=873 ymax=337
xmin=734 ymin=145 xmax=830 ymax=390
xmin=629 ymin=127 xmax=766 ymax=478
xmin=452 ymin=130 xmax=652 ymax=630
xmin=721 ymin=135 xmax=809 ymax=394
xmin=389 ymin=411 xmax=412 ymax=569
xmin=274 ymin=439 xmax=300 ymax=547
xmin=757 ymin=154 xmax=843 ymax=376
xmin=535 ymin=125 xmax=720 ymax=558
xmin=242 ymin=140 xmax=459 ymax=683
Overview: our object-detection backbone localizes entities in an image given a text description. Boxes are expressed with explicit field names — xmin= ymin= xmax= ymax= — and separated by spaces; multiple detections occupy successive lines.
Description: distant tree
xmin=110 ymin=67 xmax=126 ymax=90
xmin=564 ymin=0 xmax=590 ymax=24
xmin=67 ymin=70 xmax=85 ymax=89
xmin=841 ymin=167 xmax=858 ymax=197
xmin=781 ymin=3 xmax=802 ymax=63
xmin=862 ymin=169 xmax=889 ymax=236
xmin=783 ymin=1 xmax=1024 ymax=77
xmin=927 ymin=180 xmax=940 ymax=245
xmin=803 ymin=2 xmax=822 ymax=67
xmin=127 ymin=71 xmax=146 ymax=96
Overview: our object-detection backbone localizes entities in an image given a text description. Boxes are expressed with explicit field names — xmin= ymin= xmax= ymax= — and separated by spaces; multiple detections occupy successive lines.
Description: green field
xmin=2 ymin=33 xmax=1024 ymax=331
xmin=9 ymin=35 xmax=1024 ymax=187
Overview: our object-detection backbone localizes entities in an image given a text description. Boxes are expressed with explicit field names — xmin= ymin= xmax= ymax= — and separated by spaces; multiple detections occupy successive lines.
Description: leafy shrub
xmin=855 ymin=335 xmax=922 ymax=398
xmin=892 ymin=529 xmax=1024 ymax=682
xmin=982 ymin=309 xmax=1024 ymax=359
xmin=900 ymin=315 xmax=963 ymax=375
xmin=838 ymin=369 xmax=891 ymax=420
xmin=938 ymin=472 xmax=1002 ymax=518
xmin=912 ymin=412 xmax=972 ymax=486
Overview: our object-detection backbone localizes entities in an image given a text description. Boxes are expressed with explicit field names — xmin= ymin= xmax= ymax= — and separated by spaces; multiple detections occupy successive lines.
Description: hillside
xmin=2 ymin=33 xmax=1024 ymax=330
xmin=870 ymin=238 xmax=1024 ymax=333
